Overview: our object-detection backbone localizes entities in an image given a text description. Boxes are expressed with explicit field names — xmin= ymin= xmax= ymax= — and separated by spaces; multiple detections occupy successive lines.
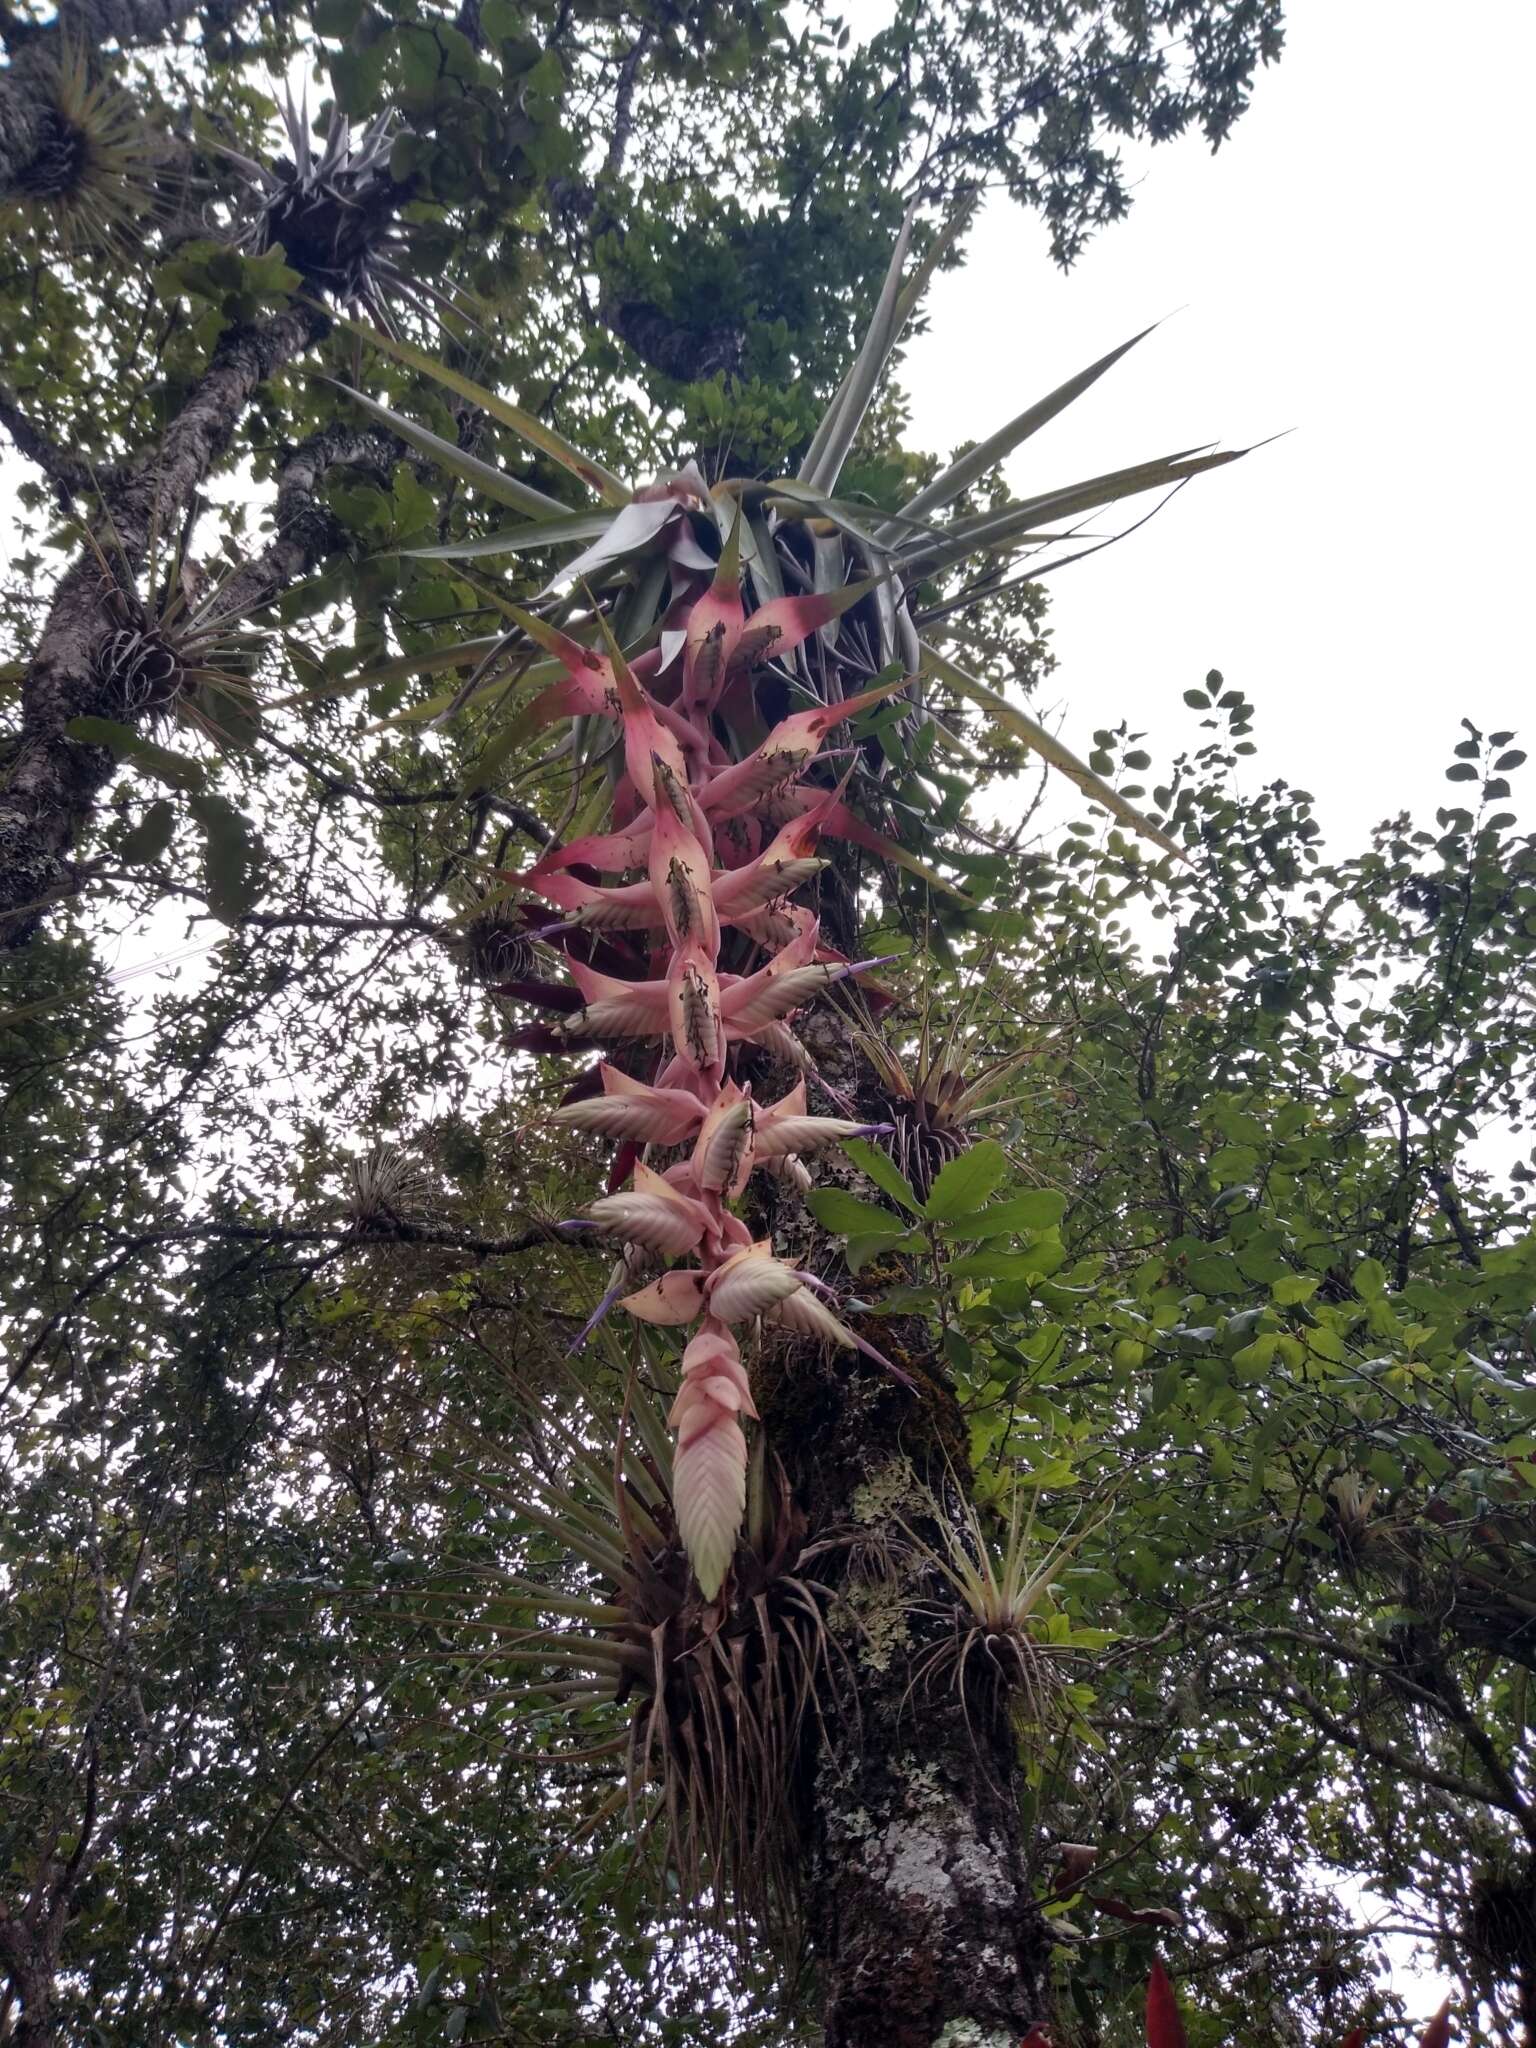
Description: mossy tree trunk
xmin=756 ymin=1007 xmax=1052 ymax=2046
xmin=768 ymin=1346 xmax=1052 ymax=2048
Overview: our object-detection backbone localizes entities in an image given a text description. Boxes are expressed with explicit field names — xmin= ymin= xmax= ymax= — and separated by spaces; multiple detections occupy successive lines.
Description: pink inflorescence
xmin=514 ymin=524 xmax=896 ymax=1596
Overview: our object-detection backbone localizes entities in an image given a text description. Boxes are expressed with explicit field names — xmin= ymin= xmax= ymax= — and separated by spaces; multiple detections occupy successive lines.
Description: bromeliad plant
xmin=430 ymin=1351 xmax=844 ymax=1936
xmin=534 ymin=602 xmax=900 ymax=1595
xmin=0 ymin=43 xmax=168 ymax=255
xmin=336 ymin=217 xmax=1249 ymax=1597
xmin=216 ymin=91 xmax=433 ymax=327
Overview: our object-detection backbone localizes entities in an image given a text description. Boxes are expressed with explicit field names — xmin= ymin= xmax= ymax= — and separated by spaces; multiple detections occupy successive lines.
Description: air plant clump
xmin=897 ymin=1478 xmax=1097 ymax=1739
xmin=83 ymin=532 xmax=263 ymax=741
xmin=345 ymin=1144 xmax=432 ymax=1229
xmin=2 ymin=46 xmax=168 ymax=253
xmin=452 ymin=890 xmax=538 ymax=987
xmin=219 ymin=92 xmax=426 ymax=323
xmin=1324 ymin=1470 xmax=1382 ymax=1566
xmin=439 ymin=1366 xmax=840 ymax=1933
xmin=853 ymin=1006 xmax=1039 ymax=1200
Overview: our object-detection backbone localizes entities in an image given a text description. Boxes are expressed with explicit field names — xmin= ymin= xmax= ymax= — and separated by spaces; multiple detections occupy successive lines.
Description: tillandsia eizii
xmin=337 ymin=211 xmax=1254 ymax=1596
xmin=513 ymin=530 xmax=902 ymax=1597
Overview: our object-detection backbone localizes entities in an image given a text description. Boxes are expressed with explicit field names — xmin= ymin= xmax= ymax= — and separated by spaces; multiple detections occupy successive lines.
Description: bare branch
xmin=209 ymin=425 xmax=401 ymax=625
xmin=0 ymin=379 xmax=93 ymax=502
xmin=602 ymin=26 xmax=653 ymax=182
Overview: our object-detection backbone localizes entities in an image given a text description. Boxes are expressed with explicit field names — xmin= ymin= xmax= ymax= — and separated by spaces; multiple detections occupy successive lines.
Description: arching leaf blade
xmin=898 ymin=446 xmax=1247 ymax=578
xmin=318 ymin=379 xmax=571 ymax=519
xmin=884 ymin=323 xmax=1157 ymax=537
xmin=401 ymin=511 xmax=613 ymax=561
xmin=919 ymin=642 xmax=1184 ymax=861
xmin=328 ymin=313 xmax=631 ymax=505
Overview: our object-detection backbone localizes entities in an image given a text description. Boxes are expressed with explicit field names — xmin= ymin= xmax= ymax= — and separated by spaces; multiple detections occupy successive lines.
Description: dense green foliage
xmin=6 ymin=3 xmax=1534 ymax=2045
xmin=7 ymin=692 xmax=1533 ymax=2041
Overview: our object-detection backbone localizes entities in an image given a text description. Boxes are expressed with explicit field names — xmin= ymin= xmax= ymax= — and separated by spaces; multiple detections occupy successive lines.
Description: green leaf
xmin=884 ymin=323 xmax=1155 ymax=536
xmin=948 ymin=1249 xmax=1049 ymax=1282
xmin=807 ymin=1188 xmax=906 ymax=1238
xmin=846 ymin=1230 xmax=924 ymax=1273
xmin=327 ymin=314 xmax=630 ymax=505
xmin=1015 ymin=1459 xmax=1079 ymax=1489
xmin=799 ymin=200 xmax=974 ymax=496
xmin=463 ymin=716 xmax=532 ymax=796
xmin=65 ymin=716 xmax=206 ymax=791
xmin=319 ymin=380 xmax=571 ymax=520
xmin=840 ymin=1135 xmax=923 ymax=1214
xmin=1272 ymin=1273 xmax=1320 ymax=1305
xmin=189 ymin=791 xmax=260 ymax=921
xmin=1353 ymin=1256 xmax=1388 ymax=1301
xmin=270 ymin=636 xmax=511 ymax=713
xmin=924 ymin=1140 xmax=1011 ymax=1222
xmin=941 ymin=1190 xmax=1067 ymax=1238
xmin=1183 ymin=1251 xmax=1241 ymax=1294
xmin=402 ymin=510 xmax=612 ymax=561
xmin=1209 ymin=1143 xmax=1260 ymax=1185
xmin=898 ymin=445 xmax=1248 ymax=580
xmin=119 ymin=799 xmax=177 ymax=864
xmin=798 ymin=205 xmax=914 ymax=495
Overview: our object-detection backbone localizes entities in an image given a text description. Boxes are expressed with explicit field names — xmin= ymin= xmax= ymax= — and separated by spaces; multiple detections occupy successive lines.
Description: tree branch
xmin=602 ymin=26 xmax=653 ymax=182
xmin=0 ymin=301 xmax=331 ymax=950
xmin=0 ymin=379 xmax=94 ymax=502
xmin=1250 ymin=1645 xmax=1536 ymax=1836
xmin=3 ymin=1214 xmax=562 ymax=1405
xmin=256 ymin=734 xmax=554 ymax=845
xmin=208 ymin=425 xmax=400 ymax=626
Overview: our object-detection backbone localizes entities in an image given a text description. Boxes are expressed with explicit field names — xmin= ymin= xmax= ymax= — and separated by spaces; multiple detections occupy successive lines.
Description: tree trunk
xmin=760 ymin=1009 xmax=1053 ymax=2046
xmin=0 ymin=304 xmax=327 ymax=949
xmin=810 ymin=1665 xmax=1050 ymax=2048
xmin=0 ymin=1910 xmax=61 ymax=2048
xmin=795 ymin=1362 xmax=1051 ymax=2045
xmin=0 ymin=55 xmax=50 ymax=203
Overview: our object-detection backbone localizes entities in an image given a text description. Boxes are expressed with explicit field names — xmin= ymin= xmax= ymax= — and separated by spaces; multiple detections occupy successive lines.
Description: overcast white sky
xmin=900 ymin=0 xmax=1535 ymax=856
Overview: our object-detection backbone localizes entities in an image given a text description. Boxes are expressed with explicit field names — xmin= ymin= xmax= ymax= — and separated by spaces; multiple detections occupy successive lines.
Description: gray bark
xmin=0 ymin=304 xmax=329 ymax=947
xmin=0 ymin=51 xmax=51 ymax=204
xmin=210 ymin=424 xmax=399 ymax=624
xmin=760 ymin=1008 xmax=1053 ymax=2046
xmin=0 ymin=1889 xmax=67 ymax=2046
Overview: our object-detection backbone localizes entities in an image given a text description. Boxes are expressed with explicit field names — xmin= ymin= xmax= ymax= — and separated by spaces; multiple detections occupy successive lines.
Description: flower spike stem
xmin=526 ymin=607 xmax=910 ymax=1595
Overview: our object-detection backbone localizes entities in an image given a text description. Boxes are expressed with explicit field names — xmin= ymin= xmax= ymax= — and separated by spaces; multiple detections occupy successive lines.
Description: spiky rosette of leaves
xmin=897 ymin=1477 xmax=1102 ymax=1744
xmin=854 ymin=1014 xmax=1039 ymax=1200
xmin=219 ymin=93 xmax=424 ymax=324
xmin=344 ymin=1143 xmax=432 ymax=1229
xmin=81 ymin=530 xmax=265 ymax=745
xmin=2 ymin=45 xmax=169 ymax=255
xmin=332 ymin=211 xmax=1248 ymax=1596
xmin=429 ymin=1359 xmax=839 ymax=1940
xmin=450 ymin=889 xmax=539 ymax=987
xmin=1323 ymin=1470 xmax=1383 ymax=1568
